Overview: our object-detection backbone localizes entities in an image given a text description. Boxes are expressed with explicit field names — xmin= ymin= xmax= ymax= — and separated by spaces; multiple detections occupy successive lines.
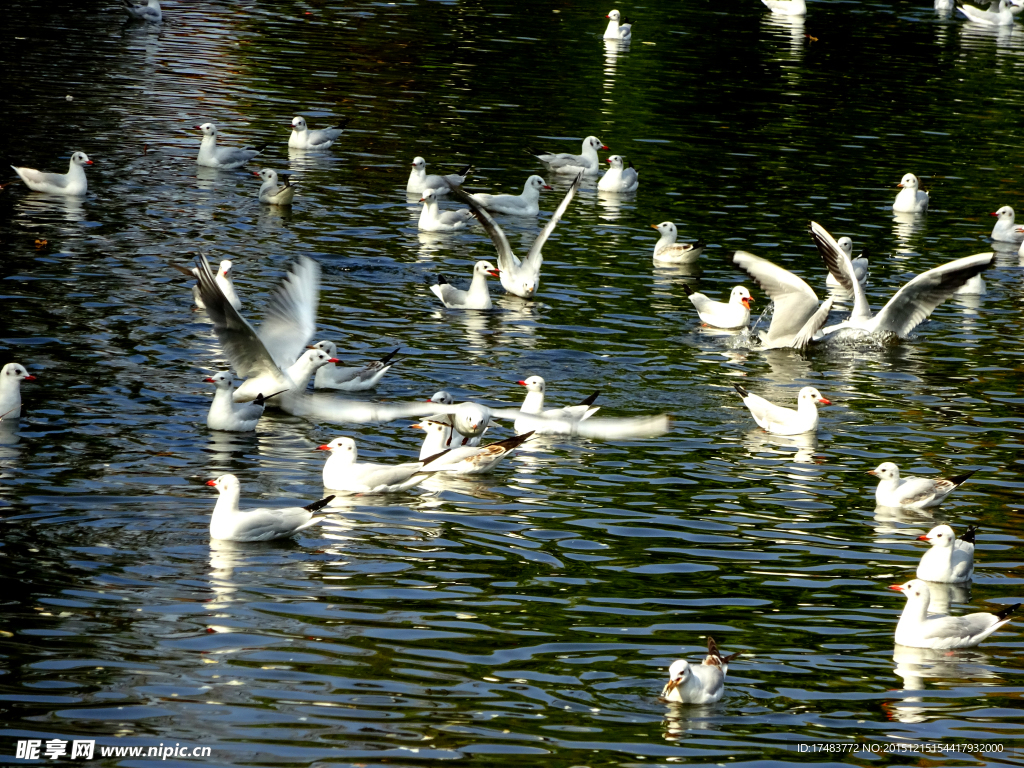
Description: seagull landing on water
xmin=916 ymin=524 xmax=977 ymax=583
xmin=890 ymin=579 xmax=1019 ymax=650
xmin=734 ymin=384 xmax=830 ymax=436
xmin=11 ymin=152 xmax=92 ymax=197
xmin=661 ymin=637 xmax=739 ymax=704
xmin=761 ymin=0 xmax=807 ymax=15
xmin=206 ymin=474 xmax=334 ymax=542
xmin=683 ymin=284 xmax=752 ymax=329
xmin=869 ymin=462 xmax=975 ymax=509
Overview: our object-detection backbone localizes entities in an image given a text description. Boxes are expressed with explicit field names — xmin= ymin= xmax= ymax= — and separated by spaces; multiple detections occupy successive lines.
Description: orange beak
xmin=818 ymin=397 xmax=832 ymax=406
xmin=411 ymin=424 xmax=423 ymax=430
xmin=888 ymin=584 xmax=904 ymax=591
xmin=315 ymin=445 xmax=331 ymax=451
xmin=917 ymin=535 xmax=930 ymax=541
xmin=741 ymin=298 xmax=752 ymax=309
xmin=516 ymin=380 xmax=527 ymax=386
xmin=867 ymin=469 xmax=878 ymax=476
xmin=206 ymin=480 xmax=217 ymax=487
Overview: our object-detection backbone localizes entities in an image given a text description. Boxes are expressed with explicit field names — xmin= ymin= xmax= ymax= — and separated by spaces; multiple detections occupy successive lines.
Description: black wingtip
xmin=578 ymin=391 xmax=601 ymax=407
xmin=379 ymin=347 xmax=401 ymax=365
xmin=490 ymin=431 xmax=535 ymax=451
xmin=437 ymin=274 xmax=449 ymax=286
xmin=948 ymin=469 xmax=977 ymax=487
xmin=682 ymin=282 xmax=695 ymax=296
xmin=692 ymin=240 xmax=706 ymax=250
xmin=254 ymin=389 xmax=288 ymax=406
xmin=304 ymin=495 xmax=335 ymax=513
xmin=733 ymin=383 xmax=749 ymax=398
xmin=960 ymin=524 xmax=978 ymax=544
xmin=995 ymin=603 xmax=1021 ymax=621
xmin=457 ymin=164 xmax=473 ymax=178
xmin=421 ymin=448 xmax=452 ymax=466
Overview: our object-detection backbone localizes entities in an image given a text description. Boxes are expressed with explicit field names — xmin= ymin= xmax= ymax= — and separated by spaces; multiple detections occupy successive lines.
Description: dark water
xmin=1 ymin=0 xmax=1024 ymax=765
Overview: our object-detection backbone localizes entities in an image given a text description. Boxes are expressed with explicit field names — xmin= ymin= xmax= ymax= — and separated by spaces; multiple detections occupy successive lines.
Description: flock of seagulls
xmin=760 ymin=0 xmax=1024 ymax=24
xmin=5 ymin=1 xmax=1020 ymax=708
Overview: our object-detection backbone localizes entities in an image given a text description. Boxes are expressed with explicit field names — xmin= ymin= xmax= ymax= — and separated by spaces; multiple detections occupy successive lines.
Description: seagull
xmin=661 ymin=637 xmax=738 ymax=705
xmin=604 ymin=9 xmax=633 ymax=40
xmin=316 ymin=436 xmax=450 ymax=493
xmin=809 ymin=221 xmax=993 ymax=342
xmin=597 ymin=155 xmax=639 ymax=193
xmin=428 ymin=390 xmax=455 ymax=405
xmin=172 ymin=258 xmax=242 ymax=311
xmin=204 ymin=372 xmax=283 ymax=432
xmin=530 ymin=136 xmax=607 ymax=176
xmin=192 ymin=253 xmax=334 ymax=404
xmin=255 ymin=168 xmax=296 ymax=206
xmin=406 ymin=157 xmax=472 ymax=195
xmin=916 ymin=524 xmax=977 ymax=583
xmin=990 ymin=205 xmax=1024 ymax=243
xmin=206 ymin=474 xmax=335 ymax=542
xmin=958 ymin=0 xmax=1017 ymax=24
xmin=418 ymin=188 xmax=474 ymax=232
xmin=730 ymin=251 xmax=834 ymax=350
xmin=0 ymin=363 xmax=37 ymax=419
xmin=413 ymin=422 xmax=534 ymax=475
xmin=446 ymin=172 xmax=582 ymax=299
xmin=683 ymin=285 xmax=752 ymax=329
xmin=430 ymin=261 xmax=501 ymax=310
xmin=893 ymin=173 xmax=929 ymax=213
xmin=651 ymin=222 xmax=704 ymax=265
xmin=471 ymin=175 xmax=551 ymax=217
xmin=824 ymin=236 xmax=868 ymax=289
xmin=869 ymin=462 xmax=975 ymax=509
xmin=123 ymin=0 xmax=162 ymax=22
xmin=11 ymin=152 xmax=92 ymax=196
xmin=288 ymin=116 xmax=346 ymax=151
xmin=761 ymin=0 xmax=807 ymax=15
xmin=515 ymin=376 xmax=600 ymax=433
xmin=308 ymin=343 xmax=399 ymax=392
xmin=734 ymin=384 xmax=830 ymax=436
xmin=890 ymin=579 xmax=1019 ymax=649
xmin=195 ymin=123 xmax=261 ymax=169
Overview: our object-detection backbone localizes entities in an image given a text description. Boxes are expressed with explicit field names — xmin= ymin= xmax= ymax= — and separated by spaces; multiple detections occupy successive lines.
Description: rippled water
xmin=2 ymin=0 xmax=1024 ymax=764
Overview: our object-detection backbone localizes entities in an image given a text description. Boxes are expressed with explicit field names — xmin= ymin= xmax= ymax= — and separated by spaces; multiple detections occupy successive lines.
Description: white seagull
xmin=418 ymin=188 xmax=474 ymax=232
xmin=809 ymin=221 xmax=993 ymax=342
xmin=990 ymin=205 xmax=1024 ymax=243
xmin=206 ymin=474 xmax=334 ymax=542
xmin=11 ymin=152 xmax=92 ymax=196
xmin=515 ymin=375 xmax=600 ymax=433
xmin=204 ymin=372 xmax=282 ymax=432
xmin=406 ymin=157 xmax=472 ymax=195
xmin=195 ymin=123 xmax=261 ymax=169
xmin=651 ymin=222 xmax=704 ymax=265
xmin=893 ymin=173 xmax=929 ymax=213
xmin=959 ymin=0 xmax=1017 ymax=24
xmin=531 ymin=136 xmax=607 ymax=176
xmin=446 ymin=172 xmax=582 ymax=299
xmin=604 ymin=9 xmax=633 ymax=40
xmin=683 ymin=285 xmax=752 ymax=329
xmin=255 ymin=168 xmax=296 ymax=206
xmin=869 ymin=462 xmax=975 ymax=509
xmin=662 ymin=637 xmax=738 ymax=704
xmin=762 ymin=0 xmax=807 ymax=15
xmin=731 ymin=250 xmax=834 ymax=350
xmin=597 ymin=155 xmax=639 ymax=193
xmin=430 ymin=261 xmax=501 ymax=310
xmin=890 ymin=579 xmax=1019 ymax=650
xmin=413 ymin=422 xmax=534 ymax=475
xmin=0 ymin=363 xmax=37 ymax=419
xmin=316 ymin=436 xmax=450 ymax=494
xmin=123 ymin=0 xmax=162 ymax=22
xmin=916 ymin=524 xmax=977 ymax=584
xmin=471 ymin=175 xmax=551 ymax=217
xmin=288 ymin=116 xmax=345 ymax=151
xmin=309 ymin=343 xmax=399 ymax=392
xmin=172 ymin=258 xmax=242 ymax=311
xmin=824 ymin=236 xmax=868 ymax=289
xmin=734 ymin=384 xmax=830 ymax=436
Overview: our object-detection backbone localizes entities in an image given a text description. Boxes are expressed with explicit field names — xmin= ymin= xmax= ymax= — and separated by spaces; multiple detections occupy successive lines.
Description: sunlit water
xmin=1 ymin=0 xmax=1023 ymax=764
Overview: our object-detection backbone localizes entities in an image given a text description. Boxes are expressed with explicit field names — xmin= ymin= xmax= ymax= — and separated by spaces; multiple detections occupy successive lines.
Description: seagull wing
xmin=447 ymin=180 xmax=520 ymax=271
xmin=256 ymin=255 xmax=321 ymax=368
xmin=732 ymin=251 xmax=822 ymax=344
xmin=524 ymin=171 xmax=583 ymax=267
xmin=809 ymin=221 xmax=872 ymax=321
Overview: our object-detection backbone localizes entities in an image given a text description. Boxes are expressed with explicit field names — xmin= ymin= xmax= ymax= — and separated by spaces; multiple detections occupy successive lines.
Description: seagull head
xmin=257 ymin=168 xmax=279 ymax=183
xmin=651 ymin=221 xmax=676 ymax=238
xmin=528 ymin=175 xmax=552 ymax=192
xmin=606 ymin=155 xmax=624 ymax=170
xmin=586 ymin=136 xmax=609 ymax=151
xmin=517 ymin=375 xmax=546 ymax=393
xmin=2 ymin=363 xmax=36 ymax=384
xmin=316 ymin=436 xmax=355 ymax=457
xmin=475 ymin=261 xmax=500 ymax=278
xmin=799 ymin=387 xmax=830 ymax=407
xmin=420 ymin=188 xmax=437 ymax=204
xmin=868 ymin=461 xmax=899 ymax=481
xmin=730 ymin=286 xmax=753 ymax=310
xmin=301 ymin=349 xmax=341 ymax=369
xmin=897 ymin=173 xmax=918 ymax=190
xmin=205 ymin=474 xmax=239 ymax=493
xmin=836 ymin=236 xmax=853 ymax=257
xmin=428 ymin=390 xmax=454 ymax=405
xmin=291 ymin=116 xmax=307 ymax=130
xmin=889 ymin=579 xmax=928 ymax=604
xmin=71 ymin=152 xmax=93 ymax=167
xmin=991 ymin=205 xmax=1014 ymax=221
xmin=918 ymin=524 xmax=955 ymax=548
xmin=203 ymin=371 xmax=233 ymax=389
xmin=607 ymin=9 xmax=621 ymax=20
xmin=411 ymin=156 xmax=427 ymax=170
xmin=307 ymin=340 xmax=338 ymax=358
xmin=197 ymin=122 xmax=217 ymax=137
xmin=218 ymin=260 xmax=233 ymax=278
xmin=664 ymin=659 xmax=691 ymax=693
xmin=452 ymin=403 xmax=489 ymax=437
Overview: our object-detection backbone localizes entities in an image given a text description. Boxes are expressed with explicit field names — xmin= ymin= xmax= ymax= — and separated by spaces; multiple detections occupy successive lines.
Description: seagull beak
xmin=543 ymin=185 xmax=552 ymax=190
xmin=917 ymin=535 xmax=930 ymax=541
xmin=253 ymin=171 xmax=261 ymax=178
xmin=487 ymin=269 xmax=500 ymax=277
xmin=601 ymin=144 xmax=610 ymax=150
xmin=411 ymin=424 xmax=423 ymax=430
xmin=203 ymin=377 xmax=215 ymax=383
xmin=315 ymin=445 xmax=331 ymax=451
xmin=306 ymin=345 xmax=317 ymax=350
xmin=419 ymin=197 xmax=426 ymax=202
xmin=206 ymin=479 xmax=217 ymax=486
xmin=23 ymin=375 xmax=37 ymax=382
xmin=867 ymin=469 xmax=878 ymax=476
xmin=817 ymin=397 xmax=831 ymax=405
xmin=990 ymin=212 xmax=999 ymax=217
xmin=516 ymin=380 xmax=527 ymax=386
xmin=194 ymin=125 xmax=203 ymax=130
xmin=664 ymin=678 xmax=680 ymax=692
xmin=650 ymin=224 xmax=660 ymax=230
xmin=889 ymin=584 xmax=904 ymax=591
xmin=327 ymin=357 xmax=341 ymax=363
xmin=897 ymin=182 xmax=905 ymax=188
xmin=85 ymin=160 xmax=94 ymax=165
xmin=741 ymin=298 xmax=752 ymax=309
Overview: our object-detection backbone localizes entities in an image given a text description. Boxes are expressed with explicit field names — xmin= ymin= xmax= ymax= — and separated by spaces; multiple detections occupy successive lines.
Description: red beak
xmin=487 ymin=269 xmax=500 ymax=277
xmin=254 ymin=171 xmax=261 ymax=178
xmin=194 ymin=125 xmax=203 ymax=130
xmin=888 ymin=584 xmax=904 ymax=591
xmin=601 ymin=144 xmax=610 ymax=150
xmin=990 ymin=212 xmax=999 ymax=217
xmin=917 ymin=535 xmax=930 ymax=541
xmin=741 ymin=298 xmax=752 ymax=309
xmin=315 ymin=444 xmax=331 ymax=451
xmin=23 ymin=375 xmax=37 ymax=382
xmin=327 ymin=358 xmax=340 ymax=363
xmin=818 ymin=397 xmax=831 ymax=405
xmin=543 ymin=185 xmax=552 ymax=190
xmin=206 ymin=479 xmax=217 ymax=486
xmin=203 ymin=377 xmax=215 ymax=383
xmin=516 ymin=380 xmax=527 ymax=386
xmin=419 ymin=197 xmax=426 ymax=202
xmin=85 ymin=161 xmax=93 ymax=165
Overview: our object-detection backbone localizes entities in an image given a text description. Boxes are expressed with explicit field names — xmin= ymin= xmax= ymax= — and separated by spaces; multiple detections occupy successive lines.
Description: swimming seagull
xmin=651 ymin=222 xmax=704 ymax=265
xmin=761 ymin=0 xmax=807 ymax=15
xmin=0 ymin=363 xmax=37 ymax=419
xmin=171 ymin=258 xmax=242 ymax=311
xmin=824 ymin=236 xmax=868 ymax=289
xmin=730 ymin=250 xmax=834 ymax=350
xmin=471 ymin=175 xmax=551 ymax=217
xmin=418 ymin=188 xmax=474 ymax=231
xmin=446 ymin=172 xmax=583 ymax=299
xmin=11 ymin=152 xmax=92 ymax=196
xmin=604 ymin=9 xmax=633 ymax=40
xmin=958 ymin=0 xmax=1017 ymax=24
xmin=530 ymin=136 xmax=607 ymax=176
xmin=255 ymin=168 xmax=296 ymax=205
xmin=809 ymin=221 xmax=994 ymax=342
xmin=206 ymin=474 xmax=335 ymax=542
xmin=123 ymin=0 xmax=162 ymax=22
xmin=734 ymin=384 xmax=830 ymax=435
xmin=406 ymin=157 xmax=472 ymax=195
xmin=661 ymin=637 xmax=738 ymax=704
xmin=598 ymin=155 xmax=639 ymax=193
xmin=683 ymin=285 xmax=752 ymax=329
xmin=869 ymin=462 xmax=975 ymax=509
xmin=430 ymin=261 xmax=501 ymax=310
xmin=893 ymin=173 xmax=929 ymax=213
xmin=916 ymin=524 xmax=977 ymax=583
xmin=308 ymin=342 xmax=400 ymax=392
xmin=515 ymin=376 xmax=600 ymax=433
xmin=890 ymin=579 xmax=1019 ymax=649
xmin=195 ymin=123 xmax=261 ymax=169
xmin=316 ymin=436 xmax=451 ymax=493
xmin=413 ymin=422 xmax=535 ymax=475
xmin=990 ymin=205 xmax=1024 ymax=243
xmin=288 ymin=116 xmax=346 ymax=150
xmin=204 ymin=372 xmax=284 ymax=432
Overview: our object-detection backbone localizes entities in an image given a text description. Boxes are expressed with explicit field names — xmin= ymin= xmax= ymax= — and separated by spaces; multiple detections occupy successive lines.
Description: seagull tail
xmin=254 ymin=389 xmax=289 ymax=406
xmin=304 ymin=495 xmax=336 ymax=513
xmin=578 ymin=391 xmax=601 ymax=407
xmin=378 ymin=347 xmax=401 ymax=365
xmin=995 ymin=603 xmax=1021 ymax=621
xmin=733 ymin=383 xmax=749 ymax=398
xmin=948 ymin=469 xmax=977 ymax=487
xmin=421 ymin=448 xmax=453 ymax=467
xmin=960 ymin=524 xmax=979 ymax=545
xmin=437 ymin=274 xmax=450 ymax=286
xmin=682 ymin=282 xmax=695 ymax=296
